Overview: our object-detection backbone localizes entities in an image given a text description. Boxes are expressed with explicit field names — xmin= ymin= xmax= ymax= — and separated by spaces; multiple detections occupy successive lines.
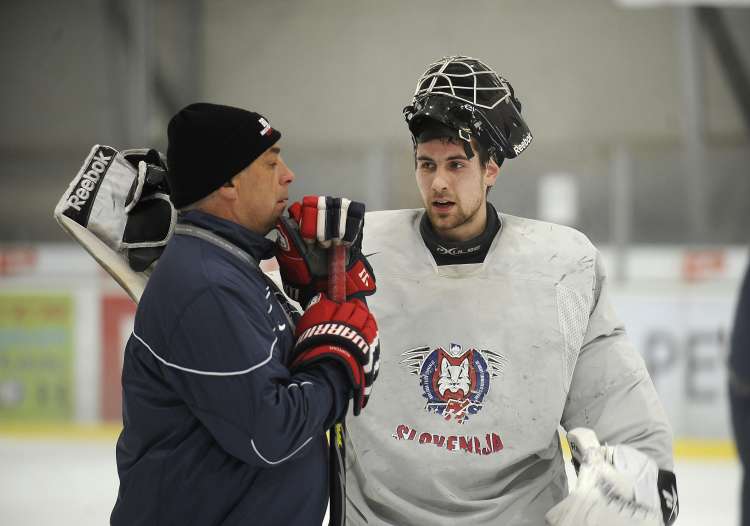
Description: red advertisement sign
xmin=0 ymin=247 xmax=37 ymax=276
xmin=682 ymin=249 xmax=726 ymax=282
xmin=100 ymin=295 xmax=136 ymax=421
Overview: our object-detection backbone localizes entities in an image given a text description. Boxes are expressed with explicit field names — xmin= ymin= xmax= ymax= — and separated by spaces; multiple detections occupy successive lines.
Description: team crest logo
xmin=401 ymin=343 xmax=506 ymax=424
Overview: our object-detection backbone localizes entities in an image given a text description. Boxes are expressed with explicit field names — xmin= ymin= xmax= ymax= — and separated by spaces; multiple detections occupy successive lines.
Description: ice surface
xmin=0 ymin=437 xmax=740 ymax=525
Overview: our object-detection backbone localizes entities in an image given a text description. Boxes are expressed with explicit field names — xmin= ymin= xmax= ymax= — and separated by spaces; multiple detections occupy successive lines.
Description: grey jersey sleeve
xmin=560 ymin=251 xmax=674 ymax=470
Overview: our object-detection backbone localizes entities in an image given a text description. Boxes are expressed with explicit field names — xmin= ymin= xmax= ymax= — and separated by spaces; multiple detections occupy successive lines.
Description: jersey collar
xmin=419 ymin=203 xmax=501 ymax=266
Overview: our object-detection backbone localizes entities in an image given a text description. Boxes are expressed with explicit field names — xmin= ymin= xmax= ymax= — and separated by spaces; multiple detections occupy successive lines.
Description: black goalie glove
xmin=120 ymin=148 xmax=173 ymax=272
xmin=54 ymin=145 xmax=176 ymax=301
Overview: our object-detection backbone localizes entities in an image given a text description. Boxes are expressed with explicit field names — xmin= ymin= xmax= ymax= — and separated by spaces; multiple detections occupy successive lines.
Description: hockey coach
xmin=110 ymin=103 xmax=379 ymax=525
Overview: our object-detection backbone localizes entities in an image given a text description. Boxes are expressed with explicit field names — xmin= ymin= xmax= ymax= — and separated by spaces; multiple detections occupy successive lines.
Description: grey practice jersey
xmin=345 ymin=209 xmax=673 ymax=526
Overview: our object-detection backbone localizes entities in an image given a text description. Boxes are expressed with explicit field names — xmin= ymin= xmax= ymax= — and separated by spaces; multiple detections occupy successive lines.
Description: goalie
xmin=330 ymin=56 xmax=679 ymax=526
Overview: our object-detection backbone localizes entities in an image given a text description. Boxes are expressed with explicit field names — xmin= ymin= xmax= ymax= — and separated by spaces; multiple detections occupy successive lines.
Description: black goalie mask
xmin=403 ymin=56 xmax=533 ymax=163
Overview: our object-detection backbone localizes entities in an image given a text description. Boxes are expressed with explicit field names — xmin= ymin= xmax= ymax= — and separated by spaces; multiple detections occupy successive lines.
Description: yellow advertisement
xmin=0 ymin=294 xmax=74 ymax=420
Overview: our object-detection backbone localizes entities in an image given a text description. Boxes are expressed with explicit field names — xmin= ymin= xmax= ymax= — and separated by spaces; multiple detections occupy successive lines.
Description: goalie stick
xmin=328 ymin=242 xmax=348 ymax=526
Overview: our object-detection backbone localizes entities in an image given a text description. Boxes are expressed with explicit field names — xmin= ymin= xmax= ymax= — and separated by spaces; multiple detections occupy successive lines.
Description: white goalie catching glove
xmin=54 ymin=145 xmax=176 ymax=302
xmin=545 ymin=428 xmax=678 ymax=526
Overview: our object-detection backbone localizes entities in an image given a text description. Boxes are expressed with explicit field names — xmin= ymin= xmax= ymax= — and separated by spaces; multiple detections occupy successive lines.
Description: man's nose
xmin=431 ymin=167 xmax=449 ymax=192
xmin=281 ymin=160 xmax=295 ymax=184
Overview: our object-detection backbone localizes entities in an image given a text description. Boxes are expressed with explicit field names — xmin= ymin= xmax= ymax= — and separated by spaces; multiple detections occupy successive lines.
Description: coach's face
xmin=231 ymin=144 xmax=295 ymax=234
xmin=415 ymin=138 xmax=498 ymax=242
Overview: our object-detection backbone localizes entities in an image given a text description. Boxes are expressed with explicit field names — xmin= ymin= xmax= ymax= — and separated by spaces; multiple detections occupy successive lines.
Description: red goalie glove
xmin=275 ymin=196 xmax=376 ymax=307
xmin=291 ymin=293 xmax=380 ymax=415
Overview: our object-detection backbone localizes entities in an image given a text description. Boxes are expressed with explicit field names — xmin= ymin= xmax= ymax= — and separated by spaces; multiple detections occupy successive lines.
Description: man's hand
xmin=290 ymin=293 xmax=380 ymax=415
xmin=275 ymin=196 xmax=376 ymax=307
xmin=546 ymin=428 xmax=675 ymax=526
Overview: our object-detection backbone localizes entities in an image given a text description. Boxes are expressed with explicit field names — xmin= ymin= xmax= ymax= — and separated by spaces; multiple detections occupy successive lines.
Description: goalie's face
xmin=415 ymin=138 xmax=498 ymax=242
xmin=229 ymin=145 xmax=295 ymax=234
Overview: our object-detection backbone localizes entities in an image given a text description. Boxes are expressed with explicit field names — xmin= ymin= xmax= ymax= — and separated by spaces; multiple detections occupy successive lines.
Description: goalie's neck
xmin=419 ymin=203 xmax=501 ymax=266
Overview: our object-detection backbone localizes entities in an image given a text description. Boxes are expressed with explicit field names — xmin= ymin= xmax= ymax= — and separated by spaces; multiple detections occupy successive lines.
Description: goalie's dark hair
xmin=412 ymin=119 xmax=502 ymax=170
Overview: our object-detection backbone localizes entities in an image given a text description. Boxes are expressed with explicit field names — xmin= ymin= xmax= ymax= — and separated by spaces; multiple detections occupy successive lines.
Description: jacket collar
xmin=178 ymin=210 xmax=276 ymax=261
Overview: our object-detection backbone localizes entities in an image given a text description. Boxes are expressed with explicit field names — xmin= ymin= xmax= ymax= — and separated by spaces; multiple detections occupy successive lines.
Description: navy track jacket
xmin=111 ymin=211 xmax=351 ymax=525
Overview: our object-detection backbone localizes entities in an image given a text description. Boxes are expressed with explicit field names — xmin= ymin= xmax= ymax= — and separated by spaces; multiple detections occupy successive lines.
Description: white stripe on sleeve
xmin=132 ymin=331 xmax=277 ymax=376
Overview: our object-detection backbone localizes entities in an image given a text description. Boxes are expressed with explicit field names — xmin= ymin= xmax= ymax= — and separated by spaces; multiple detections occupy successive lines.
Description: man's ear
xmin=216 ymin=178 xmax=237 ymax=200
xmin=484 ymin=159 xmax=499 ymax=188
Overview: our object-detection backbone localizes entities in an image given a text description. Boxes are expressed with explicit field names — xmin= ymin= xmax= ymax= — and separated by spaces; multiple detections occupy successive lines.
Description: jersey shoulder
xmin=363 ymin=209 xmax=422 ymax=251
xmin=365 ymin=208 xmax=421 ymax=232
xmin=362 ymin=209 xmax=436 ymax=276
xmin=492 ymin=214 xmax=598 ymax=286
xmin=500 ymin=213 xmax=596 ymax=255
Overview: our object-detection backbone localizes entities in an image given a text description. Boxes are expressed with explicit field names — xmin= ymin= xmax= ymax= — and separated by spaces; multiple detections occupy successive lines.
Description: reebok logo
xmin=512 ymin=132 xmax=532 ymax=156
xmin=66 ymin=146 xmax=116 ymax=214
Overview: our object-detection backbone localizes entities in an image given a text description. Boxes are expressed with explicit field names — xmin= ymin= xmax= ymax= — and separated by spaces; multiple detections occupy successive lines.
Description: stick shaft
xmin=328 ymin=422 xmax=346 ymax=526
xmin=328 ymin=242 xmax=348 ymax=526
xmin=329 ymin=244 xmax=347 ymax=303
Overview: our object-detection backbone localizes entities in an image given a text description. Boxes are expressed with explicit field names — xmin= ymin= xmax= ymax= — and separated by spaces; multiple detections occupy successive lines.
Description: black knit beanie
xmin=166 ymin=102 xmax=282 ymax=208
